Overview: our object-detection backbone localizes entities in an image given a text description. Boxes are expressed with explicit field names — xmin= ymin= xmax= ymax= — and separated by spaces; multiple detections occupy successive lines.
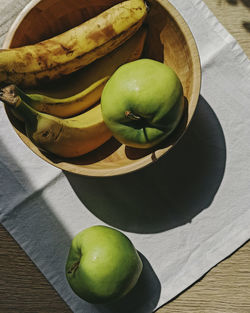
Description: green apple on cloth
xmin=65 ymin=225 xmax=143 ymax=304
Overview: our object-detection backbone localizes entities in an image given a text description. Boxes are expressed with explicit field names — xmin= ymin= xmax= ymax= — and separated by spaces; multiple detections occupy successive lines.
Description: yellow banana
xmin=0 ymin=85 xmax=112 ymax=158
xmin=27 ymin=26 xmax=148 ymax=98
xmin=0 ymin=0 xmax=148 ymax=88
xmin=22 ymin=76 xmax=109 ymax=118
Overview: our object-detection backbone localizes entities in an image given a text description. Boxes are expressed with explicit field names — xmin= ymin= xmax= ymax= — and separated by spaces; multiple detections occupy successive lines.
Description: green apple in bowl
xmin=65 ymin=225 xmax=143 ymax=304
xmin=101 ymin=58 xmax=184 ymax=148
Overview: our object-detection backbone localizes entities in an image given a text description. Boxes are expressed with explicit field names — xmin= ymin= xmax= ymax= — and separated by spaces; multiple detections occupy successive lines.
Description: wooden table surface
xmin=0 ymin=0 xmax=250 ymax=312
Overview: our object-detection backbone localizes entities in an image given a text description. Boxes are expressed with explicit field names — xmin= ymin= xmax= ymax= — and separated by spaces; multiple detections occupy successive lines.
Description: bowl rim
xmin=2 ymin=0 xmax=201 ymax=177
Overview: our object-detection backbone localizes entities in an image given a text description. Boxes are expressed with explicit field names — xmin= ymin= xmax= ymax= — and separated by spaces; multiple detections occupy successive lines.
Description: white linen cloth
xmin=0 ymin=0 xmax=250 ymax=312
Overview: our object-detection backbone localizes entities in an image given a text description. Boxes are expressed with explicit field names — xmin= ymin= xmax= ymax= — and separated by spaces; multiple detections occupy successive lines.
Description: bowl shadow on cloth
xmin=94 ymin=252 xmax=161 ymax=313
xmin=65 ymin=95 xmax=227 ymax=234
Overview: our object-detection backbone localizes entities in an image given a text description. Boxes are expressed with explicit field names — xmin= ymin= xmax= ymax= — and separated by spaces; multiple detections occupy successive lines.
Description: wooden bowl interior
xmin=4 ymin=0 xmax=201 ymax=176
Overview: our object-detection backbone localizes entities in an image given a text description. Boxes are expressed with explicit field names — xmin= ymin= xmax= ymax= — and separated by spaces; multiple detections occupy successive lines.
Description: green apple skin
xmin=101 ymin=58 xmax=184 ymax=148
xmin=65 ymin=225 xmax=143 ymax=304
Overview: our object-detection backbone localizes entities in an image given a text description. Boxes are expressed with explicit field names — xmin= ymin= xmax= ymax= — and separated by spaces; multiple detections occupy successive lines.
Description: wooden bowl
xmin=3 ymin=0 xmax=201 ymax=177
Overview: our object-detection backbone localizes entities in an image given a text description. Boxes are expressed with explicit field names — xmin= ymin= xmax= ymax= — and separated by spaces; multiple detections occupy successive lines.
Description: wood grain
xmin=0 ymin=224 xmax=71 ymax=313
xmin=0 ymin=0 xmax=250 ymax=312
xmin=157 ymin=241 xmax=250 ymax=313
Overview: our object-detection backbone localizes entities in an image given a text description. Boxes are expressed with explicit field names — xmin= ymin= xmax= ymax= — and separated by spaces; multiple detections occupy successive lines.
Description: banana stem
xmin=0 ymin=84 xmax=21 ymax=108
xmin=0 ymin=84 xmax=39 ymax=126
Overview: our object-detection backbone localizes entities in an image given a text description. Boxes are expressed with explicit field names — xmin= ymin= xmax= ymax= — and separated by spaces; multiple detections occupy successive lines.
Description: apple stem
xmin=125 ymin=111 xmax=141 ymax=121
xmin=67 ymin=261 xmax=80 ymax=274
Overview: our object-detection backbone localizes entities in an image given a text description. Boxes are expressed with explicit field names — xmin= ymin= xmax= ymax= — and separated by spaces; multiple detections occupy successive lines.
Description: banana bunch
xmin=0 ymin=0 xmax=148 ymax=88
xmin=1 ymin=84 xmax=112 ymax=158
xmin=0 ymin=0 xmax=148 ymax=158
xmin=1 ymin=27 xmax=147 ymax=158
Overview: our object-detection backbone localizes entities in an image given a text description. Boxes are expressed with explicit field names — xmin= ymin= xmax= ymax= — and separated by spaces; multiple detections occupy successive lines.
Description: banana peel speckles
xmin=0 ymin=0 xmax=148 ymax=88
xmin=26 ymin=26 xmax=148 ymax=98
xmin=12 ymin=26 xmax=148 ymax=118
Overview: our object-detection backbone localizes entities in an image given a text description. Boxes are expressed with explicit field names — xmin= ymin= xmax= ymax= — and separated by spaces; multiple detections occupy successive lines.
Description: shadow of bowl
xmin=65 ymin=96 xmax=227 ymax=234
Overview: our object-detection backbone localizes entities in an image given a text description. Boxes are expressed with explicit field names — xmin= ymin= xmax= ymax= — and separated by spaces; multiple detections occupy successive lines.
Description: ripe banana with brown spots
xmin=0 ymin=85 xmax=112 ymax=158
xmin=0 ymin=0 xmax=148 ymax=88
xmin=17 ymin=26 xmax=147 ymax=118
xmin=27 ymin=25 xmax=148 ymax=98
